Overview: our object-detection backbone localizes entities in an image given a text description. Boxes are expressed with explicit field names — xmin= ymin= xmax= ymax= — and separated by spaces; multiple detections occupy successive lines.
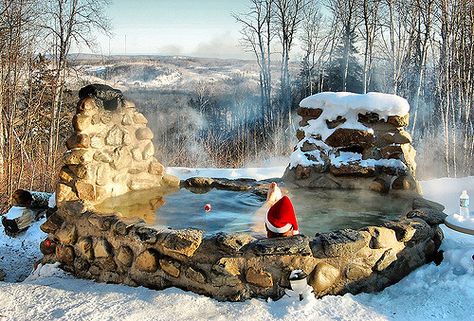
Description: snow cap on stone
xmin=300 ymin=92 xmax=410 ymax=117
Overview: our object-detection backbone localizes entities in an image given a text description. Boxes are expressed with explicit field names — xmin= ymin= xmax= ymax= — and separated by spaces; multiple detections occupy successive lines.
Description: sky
xmin=79 ymin=0 xmax=254 ymax=59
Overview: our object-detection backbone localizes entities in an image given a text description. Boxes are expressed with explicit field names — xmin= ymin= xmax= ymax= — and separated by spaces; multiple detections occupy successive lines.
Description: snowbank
xmin=0 ymin=171 xmax=473 ymax=320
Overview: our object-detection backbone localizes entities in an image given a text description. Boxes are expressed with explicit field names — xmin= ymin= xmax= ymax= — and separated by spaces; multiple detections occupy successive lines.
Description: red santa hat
xmin=265 ymin=196 xmax=299 ymax=235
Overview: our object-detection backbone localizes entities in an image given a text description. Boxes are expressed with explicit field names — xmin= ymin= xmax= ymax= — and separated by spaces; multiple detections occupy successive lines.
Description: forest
xmin=1 ymin=0 xmax=473 ymax=206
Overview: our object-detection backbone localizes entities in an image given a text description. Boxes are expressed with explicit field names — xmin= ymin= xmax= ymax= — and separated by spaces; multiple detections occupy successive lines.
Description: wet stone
xmin=186 ymin=267 xmax=206 ymax=284
xmin=211 ymin=178 xmax=256 ymax=191
xmin=311 ymin=229 xmax=369 ymax=258
xmin=76 ymin=237 xmax=94 ymax=260
xmin=128 ymin=179 xmax=156 ymax=191
xmin=156 ymin=229 xmax=203 ymax=258
xmin=309 ymin=262 xmax=340 ymax=293
xmin=385 ymin=218 xmax=433 ymax=244
xmin=131 ymin=226 xmax=158 ymax=244
xmin=214 ymin=232 xmax=256 ymax=253
xmin=243 ymin=235 xmax=311 ymax=256
xmin=56 ymin=223 xmax=77 ymax=245
xmin=374 ymin=248 xmax=398 ymax=271
xmin=412 ymin=197 xmax=445 ymax=212
xmin=113 ymin=221 xmax=129 ymax=236
xmin=56 ymin=245 xmax=75 ymax=265
xmin=245 ymin=267 xmax=272 ymax=288
xmin=406 ymin=208 xmax=447 ymax=226
xmin=88 ymin=214 xmax=115 ymax=231
xmin=135 ymin=249 xmax=159 ymax=273
xmin=362 ymin=226 xmax=399 ymax=249
xmin=40 ymin=213 xmax=64 ymax=234
xmin=182 ymin=177 xmax=214 ymax=188
xmin=392 ymin=175 xmax=416 ymax=190
xmin=116 ymin=246 xmax=134 ymax=267
xmin=160 ymin=259 xmax=181 ymax=278
xmin=93 ymin=238 xmax=113 ymax=259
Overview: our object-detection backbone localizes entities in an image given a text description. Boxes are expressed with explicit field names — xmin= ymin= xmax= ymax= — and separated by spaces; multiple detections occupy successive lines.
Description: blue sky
xmin=85 ymin=0 xmax=253 ymax=59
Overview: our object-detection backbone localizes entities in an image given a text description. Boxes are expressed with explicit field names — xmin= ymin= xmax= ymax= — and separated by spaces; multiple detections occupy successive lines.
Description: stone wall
xmin=41 ymin=86 xmax=445 ymax=301
xmin=57 ymin=84 xmax=179 ymax=205
xmin=284 ymin=94 xmax=419 ymax=193
xmin=40 ymin=195 xmax=445 ymax=301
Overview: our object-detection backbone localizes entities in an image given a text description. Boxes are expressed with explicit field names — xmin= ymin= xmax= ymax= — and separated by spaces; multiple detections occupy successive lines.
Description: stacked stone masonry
xmin=284 ymin=104 xmax=419 ymax=193
xmin=57 ymin=84 xmax=179 ymax=205
xmin=41 ymin=196 xmax=446 ymax=301
xmin=42 ymin=86 xmax=444 ymax=301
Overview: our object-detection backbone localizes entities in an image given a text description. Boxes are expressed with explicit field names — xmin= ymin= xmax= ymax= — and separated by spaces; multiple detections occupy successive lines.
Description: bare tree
xmin=274 ymin=0 xmax=306 ymax=127
xmin=300 ymin=1 xmax=331 ymax=95
xmin=41 ymin=0 xmax=111 ymax=188
xmin=234 ymin=0 xmax=274 ymax=133
xmin=326 ymin=0 xmax=362 ymax=92
xmin=359 ymin=0 xmax=381 ymax=93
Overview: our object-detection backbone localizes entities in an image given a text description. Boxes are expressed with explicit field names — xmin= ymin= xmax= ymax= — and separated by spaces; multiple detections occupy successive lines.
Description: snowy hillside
xmin=0 ymin=168 xmax=473 ymax=321
xmin=68 ymin=55 xmax=268 ymax=92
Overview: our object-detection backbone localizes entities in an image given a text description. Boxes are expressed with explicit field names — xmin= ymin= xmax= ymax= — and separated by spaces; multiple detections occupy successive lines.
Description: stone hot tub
xmin=40 ymin=86 xmax=446 ymax=301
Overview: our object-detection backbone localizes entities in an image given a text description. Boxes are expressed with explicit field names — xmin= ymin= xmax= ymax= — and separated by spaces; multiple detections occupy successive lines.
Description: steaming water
xmin=96 ymin=188 xmax=413 ymax=236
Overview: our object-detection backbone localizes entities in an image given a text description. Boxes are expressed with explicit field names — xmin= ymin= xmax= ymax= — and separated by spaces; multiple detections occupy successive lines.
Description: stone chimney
xmin=56 ymin=84 xmax=179 ymax=205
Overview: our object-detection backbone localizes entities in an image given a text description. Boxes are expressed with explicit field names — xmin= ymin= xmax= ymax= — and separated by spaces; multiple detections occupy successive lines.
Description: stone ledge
xmin=41 ymin=193 xmax=443 ymax=302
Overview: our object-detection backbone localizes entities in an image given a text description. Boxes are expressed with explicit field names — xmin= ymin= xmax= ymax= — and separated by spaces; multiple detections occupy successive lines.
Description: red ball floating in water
xmin=204 ymin=203 xmax=212 ymax=212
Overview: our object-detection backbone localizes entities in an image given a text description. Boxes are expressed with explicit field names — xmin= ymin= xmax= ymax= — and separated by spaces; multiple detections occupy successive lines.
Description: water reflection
xmin=94 ymin=187 xmax=414 ymax=236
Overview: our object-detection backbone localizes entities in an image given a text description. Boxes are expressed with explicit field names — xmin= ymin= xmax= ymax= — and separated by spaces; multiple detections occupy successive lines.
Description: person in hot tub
xmin=252 ymin=182 xmax=300 ymax=237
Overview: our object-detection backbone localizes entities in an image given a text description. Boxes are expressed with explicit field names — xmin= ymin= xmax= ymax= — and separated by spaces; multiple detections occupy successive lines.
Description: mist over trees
xmin=0 ymin=0 xmax=473 ymax=204
xmin=235 ymin=0 xmax=474 ymax=178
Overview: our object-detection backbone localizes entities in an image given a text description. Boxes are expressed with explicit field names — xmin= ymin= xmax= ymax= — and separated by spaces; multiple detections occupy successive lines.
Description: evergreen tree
xmin=325 ymin=34 xmax=363 ymax=93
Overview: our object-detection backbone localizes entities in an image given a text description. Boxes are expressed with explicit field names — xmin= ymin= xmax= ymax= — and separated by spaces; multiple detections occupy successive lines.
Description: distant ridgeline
xmin=284 ymin=92 xmax=419 ymax=194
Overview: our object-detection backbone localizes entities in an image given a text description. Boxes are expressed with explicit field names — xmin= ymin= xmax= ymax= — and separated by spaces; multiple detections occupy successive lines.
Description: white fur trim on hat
xmin=265 ymin=214 xmax=292 ymax=233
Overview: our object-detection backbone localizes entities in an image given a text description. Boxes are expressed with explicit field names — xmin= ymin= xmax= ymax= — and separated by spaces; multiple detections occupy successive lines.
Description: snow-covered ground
xmin=1 ymin=168 xmax=473 ymax=321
